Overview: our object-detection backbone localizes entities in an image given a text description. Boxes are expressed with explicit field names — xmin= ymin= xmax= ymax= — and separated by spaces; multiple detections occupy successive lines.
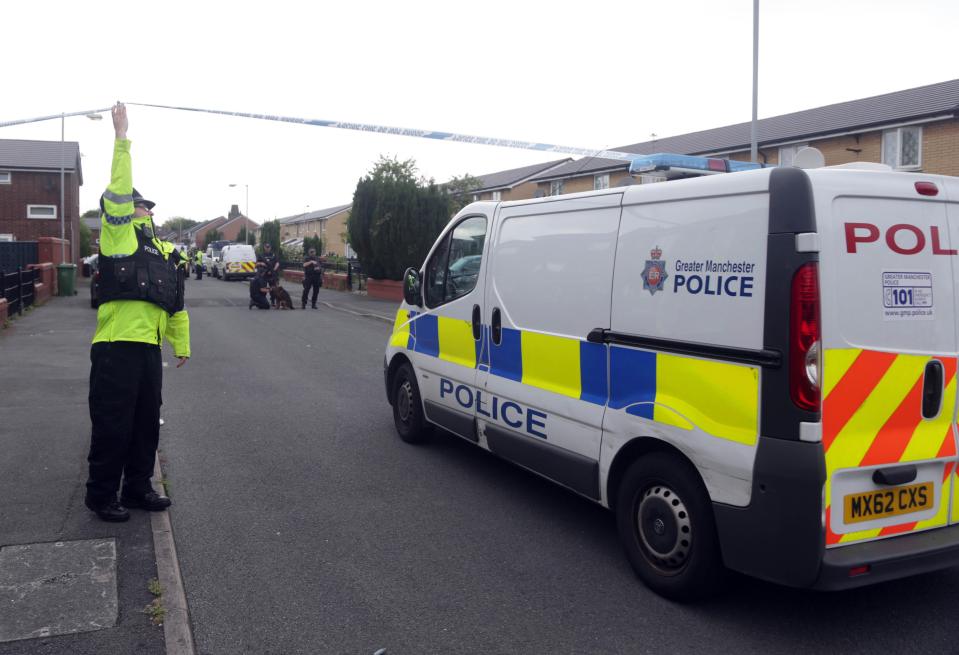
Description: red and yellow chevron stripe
xmin=823 ymin=348 xmax=958 ymax=546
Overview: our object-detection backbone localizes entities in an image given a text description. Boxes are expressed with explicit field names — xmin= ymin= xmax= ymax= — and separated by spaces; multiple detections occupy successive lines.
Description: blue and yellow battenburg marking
xmin=392 ymin=310 xmax=759 ymax=445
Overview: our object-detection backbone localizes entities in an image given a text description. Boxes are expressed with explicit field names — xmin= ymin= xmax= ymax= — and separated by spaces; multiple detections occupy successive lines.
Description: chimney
xmin=229 ymin=204 xmax=240 ymax=220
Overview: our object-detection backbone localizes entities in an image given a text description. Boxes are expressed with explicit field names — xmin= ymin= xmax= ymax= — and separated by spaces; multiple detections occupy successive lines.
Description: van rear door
xmin=818 ymin=169 xmax=958 ymax=547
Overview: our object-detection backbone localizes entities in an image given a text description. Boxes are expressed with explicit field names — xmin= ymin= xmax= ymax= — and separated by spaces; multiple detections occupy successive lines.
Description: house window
xmin=882 ymin=126 xmax=922 ymax=170
xmin=0 ymin=171 xmax=11 ymax=184
xmin=778 ymin=143 xmax=809 ymax=167
xmin=594 ymin=174 xmax=610 ymax=190
xmin=27 ymin=205 xmax=57 ymax=219
xmin=549 ymin=180 xmax=565 ymax=196
xmin=491 ymin=191 xmax=502 ymax=201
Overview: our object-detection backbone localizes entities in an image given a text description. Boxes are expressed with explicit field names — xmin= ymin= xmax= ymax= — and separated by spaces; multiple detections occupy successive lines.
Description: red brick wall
xmin=194 ymin=217 xmax=228 ymax=248
xmin=37 ymin=237 xmax=71 ymax=267
xmin=0 ymin=170 xmax=80 ymax=263
xmin=219 ymin=217 xmax=259 ymax=242
xmin=28 ymin=262 xmax=57 ymax=296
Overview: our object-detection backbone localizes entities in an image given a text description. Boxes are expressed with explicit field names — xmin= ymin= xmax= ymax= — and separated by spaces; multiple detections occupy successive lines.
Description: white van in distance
xmin=219 ymin=244 xmax=257 ymax=281
xmin=383 ymin=151 xmax=959 ymax=600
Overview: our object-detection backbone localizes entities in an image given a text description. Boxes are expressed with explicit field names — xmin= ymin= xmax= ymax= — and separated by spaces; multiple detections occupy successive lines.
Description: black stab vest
xmin=97 ymin=223 xmax=184 ymax=315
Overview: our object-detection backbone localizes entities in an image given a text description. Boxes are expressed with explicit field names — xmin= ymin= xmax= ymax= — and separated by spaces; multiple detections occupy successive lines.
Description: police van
xmin=220 ymin=244 xmax=257 ymax=281
xmin=383 ymin=150 xmax=959 ymax=600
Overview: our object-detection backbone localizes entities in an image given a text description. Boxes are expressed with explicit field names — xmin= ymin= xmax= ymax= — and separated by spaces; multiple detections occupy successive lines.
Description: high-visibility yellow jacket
xmin=195 ymin=250 xmax=203 ymax=264
xmin=93 ymin=139 xmax=191 ymax=357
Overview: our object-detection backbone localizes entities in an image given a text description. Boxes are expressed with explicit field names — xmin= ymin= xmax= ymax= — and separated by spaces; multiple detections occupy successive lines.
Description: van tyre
xmin=616 ymin=452 xmax=726 ymax=601
xmin=392 ymin=363 xmax=430 ymax=444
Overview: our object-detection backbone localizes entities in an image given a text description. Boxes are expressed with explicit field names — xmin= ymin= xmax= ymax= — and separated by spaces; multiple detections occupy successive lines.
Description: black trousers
xmin=302 ymin=277 xmax=320 ymax=307
xmin=86 ymin=341 xmax=162 ymax=504
xmin=250 ymin=295 xmax=270 ymax=309
xmin=195 ymin=265 xmax=203 ymax=280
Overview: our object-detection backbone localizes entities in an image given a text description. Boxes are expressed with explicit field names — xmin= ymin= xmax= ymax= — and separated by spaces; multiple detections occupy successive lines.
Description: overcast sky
xmin=3 ymin=0 xmax=957 ymax=227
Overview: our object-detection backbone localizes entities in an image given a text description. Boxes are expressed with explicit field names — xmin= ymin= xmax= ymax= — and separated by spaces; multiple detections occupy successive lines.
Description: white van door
xmin=475 ymin=193 xmax=622 ymax=500
xmin=409 ymin=213 xmax=490 ymax=441
xmin=819 ymin=170 xmax=958 ymax=546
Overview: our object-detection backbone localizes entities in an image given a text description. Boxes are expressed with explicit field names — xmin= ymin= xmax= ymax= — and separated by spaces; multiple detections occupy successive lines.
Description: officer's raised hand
xmin=112 ymin=102 xmax=127 ymax=140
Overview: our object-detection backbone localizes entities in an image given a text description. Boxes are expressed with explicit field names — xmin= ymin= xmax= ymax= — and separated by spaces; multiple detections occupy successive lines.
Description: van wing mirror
xmin=403 ymin=267 xmax=423 ymax=306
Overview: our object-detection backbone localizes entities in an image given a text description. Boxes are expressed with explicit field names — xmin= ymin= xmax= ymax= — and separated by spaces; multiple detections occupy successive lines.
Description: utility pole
xmin=750 ymin=0 xmax=759 ymax=163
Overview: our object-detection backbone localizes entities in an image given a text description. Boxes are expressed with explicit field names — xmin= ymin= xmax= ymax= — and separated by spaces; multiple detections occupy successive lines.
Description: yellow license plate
xmin=844 ymin=481 xmax=934 ymax=524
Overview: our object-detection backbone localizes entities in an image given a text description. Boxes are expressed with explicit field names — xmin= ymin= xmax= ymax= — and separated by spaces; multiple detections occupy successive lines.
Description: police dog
xmin=271 ymin=283 xmax=295 ymax=310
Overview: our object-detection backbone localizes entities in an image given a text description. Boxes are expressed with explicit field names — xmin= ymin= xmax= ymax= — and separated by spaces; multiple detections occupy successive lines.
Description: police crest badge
xmin=641 ymin=246 xmax=668 ymax=295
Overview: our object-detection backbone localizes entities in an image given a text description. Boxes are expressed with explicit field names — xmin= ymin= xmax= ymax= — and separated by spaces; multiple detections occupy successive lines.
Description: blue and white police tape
xmin=126 ymin=102 xmax=638 ymax=162
xmin=0 ymin=107 xmax=114 ymax=129
xmin=0 ymin=101 xmax=638 ymax=162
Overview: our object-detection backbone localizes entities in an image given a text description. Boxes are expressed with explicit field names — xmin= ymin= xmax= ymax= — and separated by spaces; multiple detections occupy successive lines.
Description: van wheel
xmin=392 ymin=363 xmax=430 ymax=444
xmin=616 ymin=452 xmax=726 ymax=601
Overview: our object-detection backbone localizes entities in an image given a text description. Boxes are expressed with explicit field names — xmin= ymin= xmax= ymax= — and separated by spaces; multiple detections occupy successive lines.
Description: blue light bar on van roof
xmin=628 ymin=153 xmax=771 ymax=177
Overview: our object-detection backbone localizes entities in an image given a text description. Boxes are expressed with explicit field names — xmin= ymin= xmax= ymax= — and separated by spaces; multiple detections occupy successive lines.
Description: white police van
xmin=384 ymin=150 xmax=959 ymax=599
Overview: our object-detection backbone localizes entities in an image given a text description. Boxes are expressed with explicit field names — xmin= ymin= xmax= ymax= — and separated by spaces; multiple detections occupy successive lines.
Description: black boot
xmin=120 ymin=491 xmax=172 ymax=511
xmin=85 ymin=497 xmax=130 ymax=522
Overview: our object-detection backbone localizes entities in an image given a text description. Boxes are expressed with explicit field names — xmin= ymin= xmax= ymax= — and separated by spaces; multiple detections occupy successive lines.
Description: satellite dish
xmin=793 ymin=147 xmax=825 ymax=169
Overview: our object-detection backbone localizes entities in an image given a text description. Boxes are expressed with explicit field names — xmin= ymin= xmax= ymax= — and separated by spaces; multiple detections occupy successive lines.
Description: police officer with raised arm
xmin=84 ymin=103 xmax=190 ymax=522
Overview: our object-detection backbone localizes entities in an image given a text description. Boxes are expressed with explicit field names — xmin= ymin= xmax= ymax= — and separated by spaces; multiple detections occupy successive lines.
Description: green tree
xmin=348 ymin=155 xmax=451 ymax=280
xmin=237 ymin=226 xmax=256 ymax=246
xmin=303 ymin=235 xmax=323 ymax=258
xmin=258 ymin=219 xmax=281 ymax=256
xmin=202 ymin=229 xmax=223 ymax=250
xmin=161 ymin=217 xmax=199 ymax=234
xmin=445 ymin=173 xmax=484 ymax=214
xmin=79 ymin=221 xmax=93 ymax=258
xmin=82 ymin=209 xmax=99 ymax=219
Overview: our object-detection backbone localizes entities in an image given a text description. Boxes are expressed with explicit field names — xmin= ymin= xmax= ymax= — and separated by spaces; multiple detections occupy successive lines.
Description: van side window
xmin=425 ymin=233 xmax=451 ymax=307
xmin=425 ymin=215 xmax=487 ymax=308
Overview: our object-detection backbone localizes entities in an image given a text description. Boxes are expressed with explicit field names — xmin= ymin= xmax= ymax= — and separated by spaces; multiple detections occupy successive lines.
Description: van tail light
xmin=790 ymin=262 xmax=821 ymax=411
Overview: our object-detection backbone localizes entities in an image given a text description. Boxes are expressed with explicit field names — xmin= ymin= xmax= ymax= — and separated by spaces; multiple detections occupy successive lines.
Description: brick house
xmin=529 ymin=79 xmax=959 ymax=196
xmin=217 ymin=205 xmax=259 ymax=243
xmin=187 ymin=216 xmax=228 ymax=249
xmin=0 ymin=139 xmax=82 ymax=263
xmin=279 ymin=203 xmax=352 ymax=257
xmin=464 ymin=158 xmax=571 ymax=201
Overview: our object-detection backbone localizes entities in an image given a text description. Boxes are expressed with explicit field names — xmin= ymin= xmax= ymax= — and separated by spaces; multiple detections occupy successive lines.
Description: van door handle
xmin=472 ymin=304 xmax=481 ymax=341
xmin=872 ymin=464 xmax=918 ymax=486
xmin=491 ymin=307 xmax=502 ymax=346
xmin=922 ymin=359 xmax=944 ymax=419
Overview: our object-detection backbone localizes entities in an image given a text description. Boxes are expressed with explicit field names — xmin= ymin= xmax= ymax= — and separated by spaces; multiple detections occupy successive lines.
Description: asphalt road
xmin=163 ymin=277 xmax=958 ymax=655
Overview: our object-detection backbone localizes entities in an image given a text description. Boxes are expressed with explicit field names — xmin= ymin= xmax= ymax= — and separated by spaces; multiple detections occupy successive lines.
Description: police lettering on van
xmin=673 ymin=257 xmax=756 ymax=297
xmin=440 ymin=378 xmax=548 ymax=439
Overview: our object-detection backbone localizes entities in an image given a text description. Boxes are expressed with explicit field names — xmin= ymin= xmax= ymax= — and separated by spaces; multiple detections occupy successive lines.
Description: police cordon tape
xmin=0 ymin=102 xmax=638 ymax=163
xmin=0 ymin=107 xmax=114 ymax=129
